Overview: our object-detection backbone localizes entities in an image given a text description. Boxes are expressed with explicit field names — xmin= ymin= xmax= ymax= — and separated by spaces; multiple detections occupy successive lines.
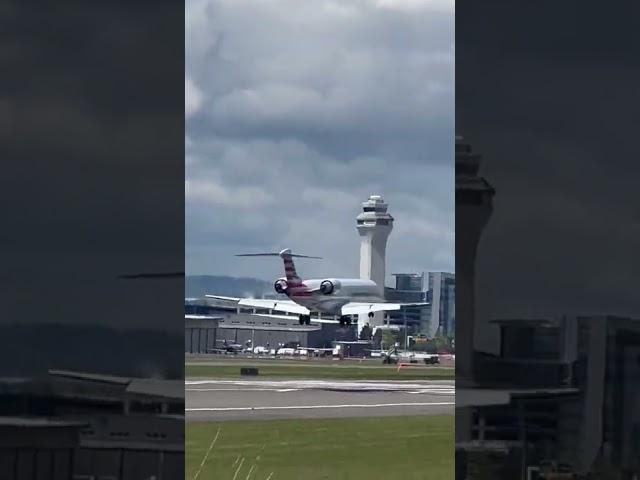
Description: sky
xmin=2 ymin=3 xmax=184 ymax=330
xmin=456 ymin=1 xmax=640 ymax=352
xmin=185 ymin=0 xmax=455 ymax=284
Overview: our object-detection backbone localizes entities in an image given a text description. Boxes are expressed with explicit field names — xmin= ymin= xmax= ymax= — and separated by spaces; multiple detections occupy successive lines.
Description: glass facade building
xmin=427 ymin=272 xmax=455 ymax=338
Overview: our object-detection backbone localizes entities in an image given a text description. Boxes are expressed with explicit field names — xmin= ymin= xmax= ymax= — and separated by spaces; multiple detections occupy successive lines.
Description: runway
xmin=186 ymin=379 xmax=455 ymax=421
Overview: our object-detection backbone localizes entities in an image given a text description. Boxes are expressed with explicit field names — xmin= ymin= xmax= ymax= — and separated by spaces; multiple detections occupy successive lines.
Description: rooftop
xmin=0 ymin=417 xmax=88 ymax=428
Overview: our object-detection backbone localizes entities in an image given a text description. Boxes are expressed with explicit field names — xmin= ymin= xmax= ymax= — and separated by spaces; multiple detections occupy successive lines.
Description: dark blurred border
xmin=1 ymin=1 xmax=184 ymax=478
xmin=456 ymin=2 xmax=640 ymax=479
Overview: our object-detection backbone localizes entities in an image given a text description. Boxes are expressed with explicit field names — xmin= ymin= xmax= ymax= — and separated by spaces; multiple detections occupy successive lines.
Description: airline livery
xmin=207 ymin=249 xmax=426 ymax=326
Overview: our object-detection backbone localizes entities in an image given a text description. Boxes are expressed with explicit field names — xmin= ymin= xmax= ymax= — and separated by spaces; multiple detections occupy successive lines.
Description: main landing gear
xmin=338 ymin=315 xmax=352 ymax=326
xmin=298 ymin=314 xmax=311 ymax=325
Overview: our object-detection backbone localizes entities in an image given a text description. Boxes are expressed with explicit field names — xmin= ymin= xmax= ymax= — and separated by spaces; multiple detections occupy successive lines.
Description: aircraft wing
xmin=340 ymin=302 xmax=402 ymax=315
xmin=205 ymin=295 xmax=309 ymax=315
xmin=237 ymin=298 xmax=310 ymax=315
xmin=251 ymin=313 xmax=338 ymax=324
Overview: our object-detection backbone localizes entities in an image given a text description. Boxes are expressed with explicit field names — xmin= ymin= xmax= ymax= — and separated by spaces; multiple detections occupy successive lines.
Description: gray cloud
xmin=457 ymin=0 xmax=640 ymax=352
xmin=1 ymin=3 xmax=184 ymax=331
xmin=186 ymin=0 xmax=454 ymax=283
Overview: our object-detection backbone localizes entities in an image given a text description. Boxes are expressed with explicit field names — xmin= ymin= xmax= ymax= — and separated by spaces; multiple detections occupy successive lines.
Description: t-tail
xmin=235 ymin=248 xmax=321 ymax=286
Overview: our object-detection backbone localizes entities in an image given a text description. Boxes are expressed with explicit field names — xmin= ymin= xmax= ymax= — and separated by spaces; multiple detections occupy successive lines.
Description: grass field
xmin=186 ymin=415 xmax=454 ymax=480
xmin=185 ymin=363 xmax=454 ymax=381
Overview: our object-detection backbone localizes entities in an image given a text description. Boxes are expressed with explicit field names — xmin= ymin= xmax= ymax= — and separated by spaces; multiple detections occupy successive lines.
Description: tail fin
xmin=280 ymin=249 xmax=302 ymax=285
xmin=235 ymin=248 xmax=321 ymax=286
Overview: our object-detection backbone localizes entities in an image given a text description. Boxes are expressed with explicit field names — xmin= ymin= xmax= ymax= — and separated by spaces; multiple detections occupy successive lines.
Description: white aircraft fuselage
xmin=281 ymin=277 xmax=383 ymax=316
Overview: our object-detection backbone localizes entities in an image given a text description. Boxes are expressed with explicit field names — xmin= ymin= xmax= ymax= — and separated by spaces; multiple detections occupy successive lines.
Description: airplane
xmin=206 ymin=249 xmax=428 ymax=326
xmin=213 ymin=339 xmax=244 ymax=354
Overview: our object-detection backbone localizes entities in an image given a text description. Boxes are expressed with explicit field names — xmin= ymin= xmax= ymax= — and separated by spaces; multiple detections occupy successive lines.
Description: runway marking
xmin=187 ymin=402 xmax=454 ymax=412
xmin=192 ymin=426 xmax=221 ymax=480
xmin=187 ymin=387 xmax=452 ymax=394
xmin=232 ymin=457 xmax=245 ymax=480
xmin=186 ymin=388 xmax=301 ymax=392
xmin=186 ymin=380 xmax=454 ymax=395
xmin=265 ymin=473 xmax=274 ymax=480
xmin=232 ymin=454 xmax=241 ymax=468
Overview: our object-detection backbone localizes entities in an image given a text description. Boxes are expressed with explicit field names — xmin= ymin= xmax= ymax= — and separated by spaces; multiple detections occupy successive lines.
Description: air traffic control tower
xmin=356 ymin=195 xmax=394 ymax=332
xmin=455 ymin=136 xmax=495 ymax=446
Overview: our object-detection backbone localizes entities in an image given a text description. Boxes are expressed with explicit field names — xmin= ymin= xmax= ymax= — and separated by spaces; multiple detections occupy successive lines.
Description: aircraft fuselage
xmin=284 ymin=277 xmax=383 ymax=316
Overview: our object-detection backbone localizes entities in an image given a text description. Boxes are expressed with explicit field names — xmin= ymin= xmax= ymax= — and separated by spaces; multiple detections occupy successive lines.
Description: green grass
xmin=186 ymin=415 xmax=454 ymax=480
xmin=185 ymin=363 xmax=454 ymax=381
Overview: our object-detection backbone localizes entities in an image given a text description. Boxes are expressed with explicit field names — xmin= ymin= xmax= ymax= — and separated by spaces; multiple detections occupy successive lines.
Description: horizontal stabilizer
xmin=236 ymin=248 xmax=321 ymax=259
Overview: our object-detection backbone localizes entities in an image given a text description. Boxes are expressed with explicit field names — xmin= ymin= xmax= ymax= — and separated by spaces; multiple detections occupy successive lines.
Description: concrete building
xmin=356 ymin=195 xmax=394 ymax=333
xmin=0 ymin=370 xmax=184 ymax=480
xmin=460 ymin=316 xmax=640 ymax=478
xmin=455 ymin=136 xmax=495 ymax=384
xmin=428 ymin=272 xmax=456 ymax=338
xmin=454 ymin=135 xmax=496 ymax=478
xmin=454 ymin=135 xmax=640 ymax=478
xmin=0 ymin=417 xmax=84 ymax=480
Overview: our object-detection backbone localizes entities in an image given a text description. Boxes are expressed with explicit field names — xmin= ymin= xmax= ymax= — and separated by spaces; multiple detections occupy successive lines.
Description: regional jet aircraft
xmin=206 ymin=249 xmax=427 ymax=326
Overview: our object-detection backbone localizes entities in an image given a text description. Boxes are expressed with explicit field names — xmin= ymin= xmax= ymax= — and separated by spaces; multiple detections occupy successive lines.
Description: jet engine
xmin=319 ymin=279 xmax=337 ymax=295
xmin=274 ymin=278 xmax=288 ymax=294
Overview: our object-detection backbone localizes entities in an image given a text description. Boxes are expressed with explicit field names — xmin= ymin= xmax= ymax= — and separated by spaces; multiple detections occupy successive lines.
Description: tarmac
xmin=186 ymin=379 xmax=455 ymax=421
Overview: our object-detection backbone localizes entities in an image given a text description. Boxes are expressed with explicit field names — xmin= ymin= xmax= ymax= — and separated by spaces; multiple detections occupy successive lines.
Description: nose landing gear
xmin=298 ymin=314 xmax=311 ymax=325
xmin=338 ymin=315 xmax=352 ymax=326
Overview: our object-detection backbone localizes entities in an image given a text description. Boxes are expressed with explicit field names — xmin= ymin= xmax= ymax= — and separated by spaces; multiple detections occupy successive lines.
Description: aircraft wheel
xmin=306 ymin=316 xmax=311 ymax=325
xmin=368 ymin=312 xmax=374 ymax=319
xmin=298 ymin=315 xmax=305 ymax=325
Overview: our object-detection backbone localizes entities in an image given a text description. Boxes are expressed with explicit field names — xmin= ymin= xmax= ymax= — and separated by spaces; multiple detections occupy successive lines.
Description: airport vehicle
xmin=276 ymin=347 xmax=296 ymax=356
xmin=207 ymin=249 xmax=427 ymax=326
xmin=380 ymin=346 xmax=440 ymax=365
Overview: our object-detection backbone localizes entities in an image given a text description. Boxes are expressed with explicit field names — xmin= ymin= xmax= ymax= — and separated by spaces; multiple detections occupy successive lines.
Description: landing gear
xmin=338 ymin=315 xmax=352 ymax=326
xmin=368 ymin=312 xmax=374 ymax=319
xmin=298 ymin=314 xmax=311 ymax=325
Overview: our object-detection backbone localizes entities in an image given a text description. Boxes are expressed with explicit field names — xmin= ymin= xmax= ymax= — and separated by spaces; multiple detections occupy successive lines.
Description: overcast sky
xmin=185 ymin=0 xmax=454 ymax=284
xmin=2 ymin=3 xmax=183 ymax=331
xmin=457 ymin=1 xmax=640 ymax=352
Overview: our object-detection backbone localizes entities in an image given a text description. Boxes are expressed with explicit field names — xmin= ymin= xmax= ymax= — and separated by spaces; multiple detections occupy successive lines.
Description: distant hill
xmin=0 ymin=324 xmax=183 ymax=379
xmin=185 ymin=275 xmax=271 ymax=298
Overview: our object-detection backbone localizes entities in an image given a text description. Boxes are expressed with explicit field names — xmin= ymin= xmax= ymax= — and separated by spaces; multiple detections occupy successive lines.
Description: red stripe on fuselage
xmin=287 ymin=282 xmax=311 ymax=297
